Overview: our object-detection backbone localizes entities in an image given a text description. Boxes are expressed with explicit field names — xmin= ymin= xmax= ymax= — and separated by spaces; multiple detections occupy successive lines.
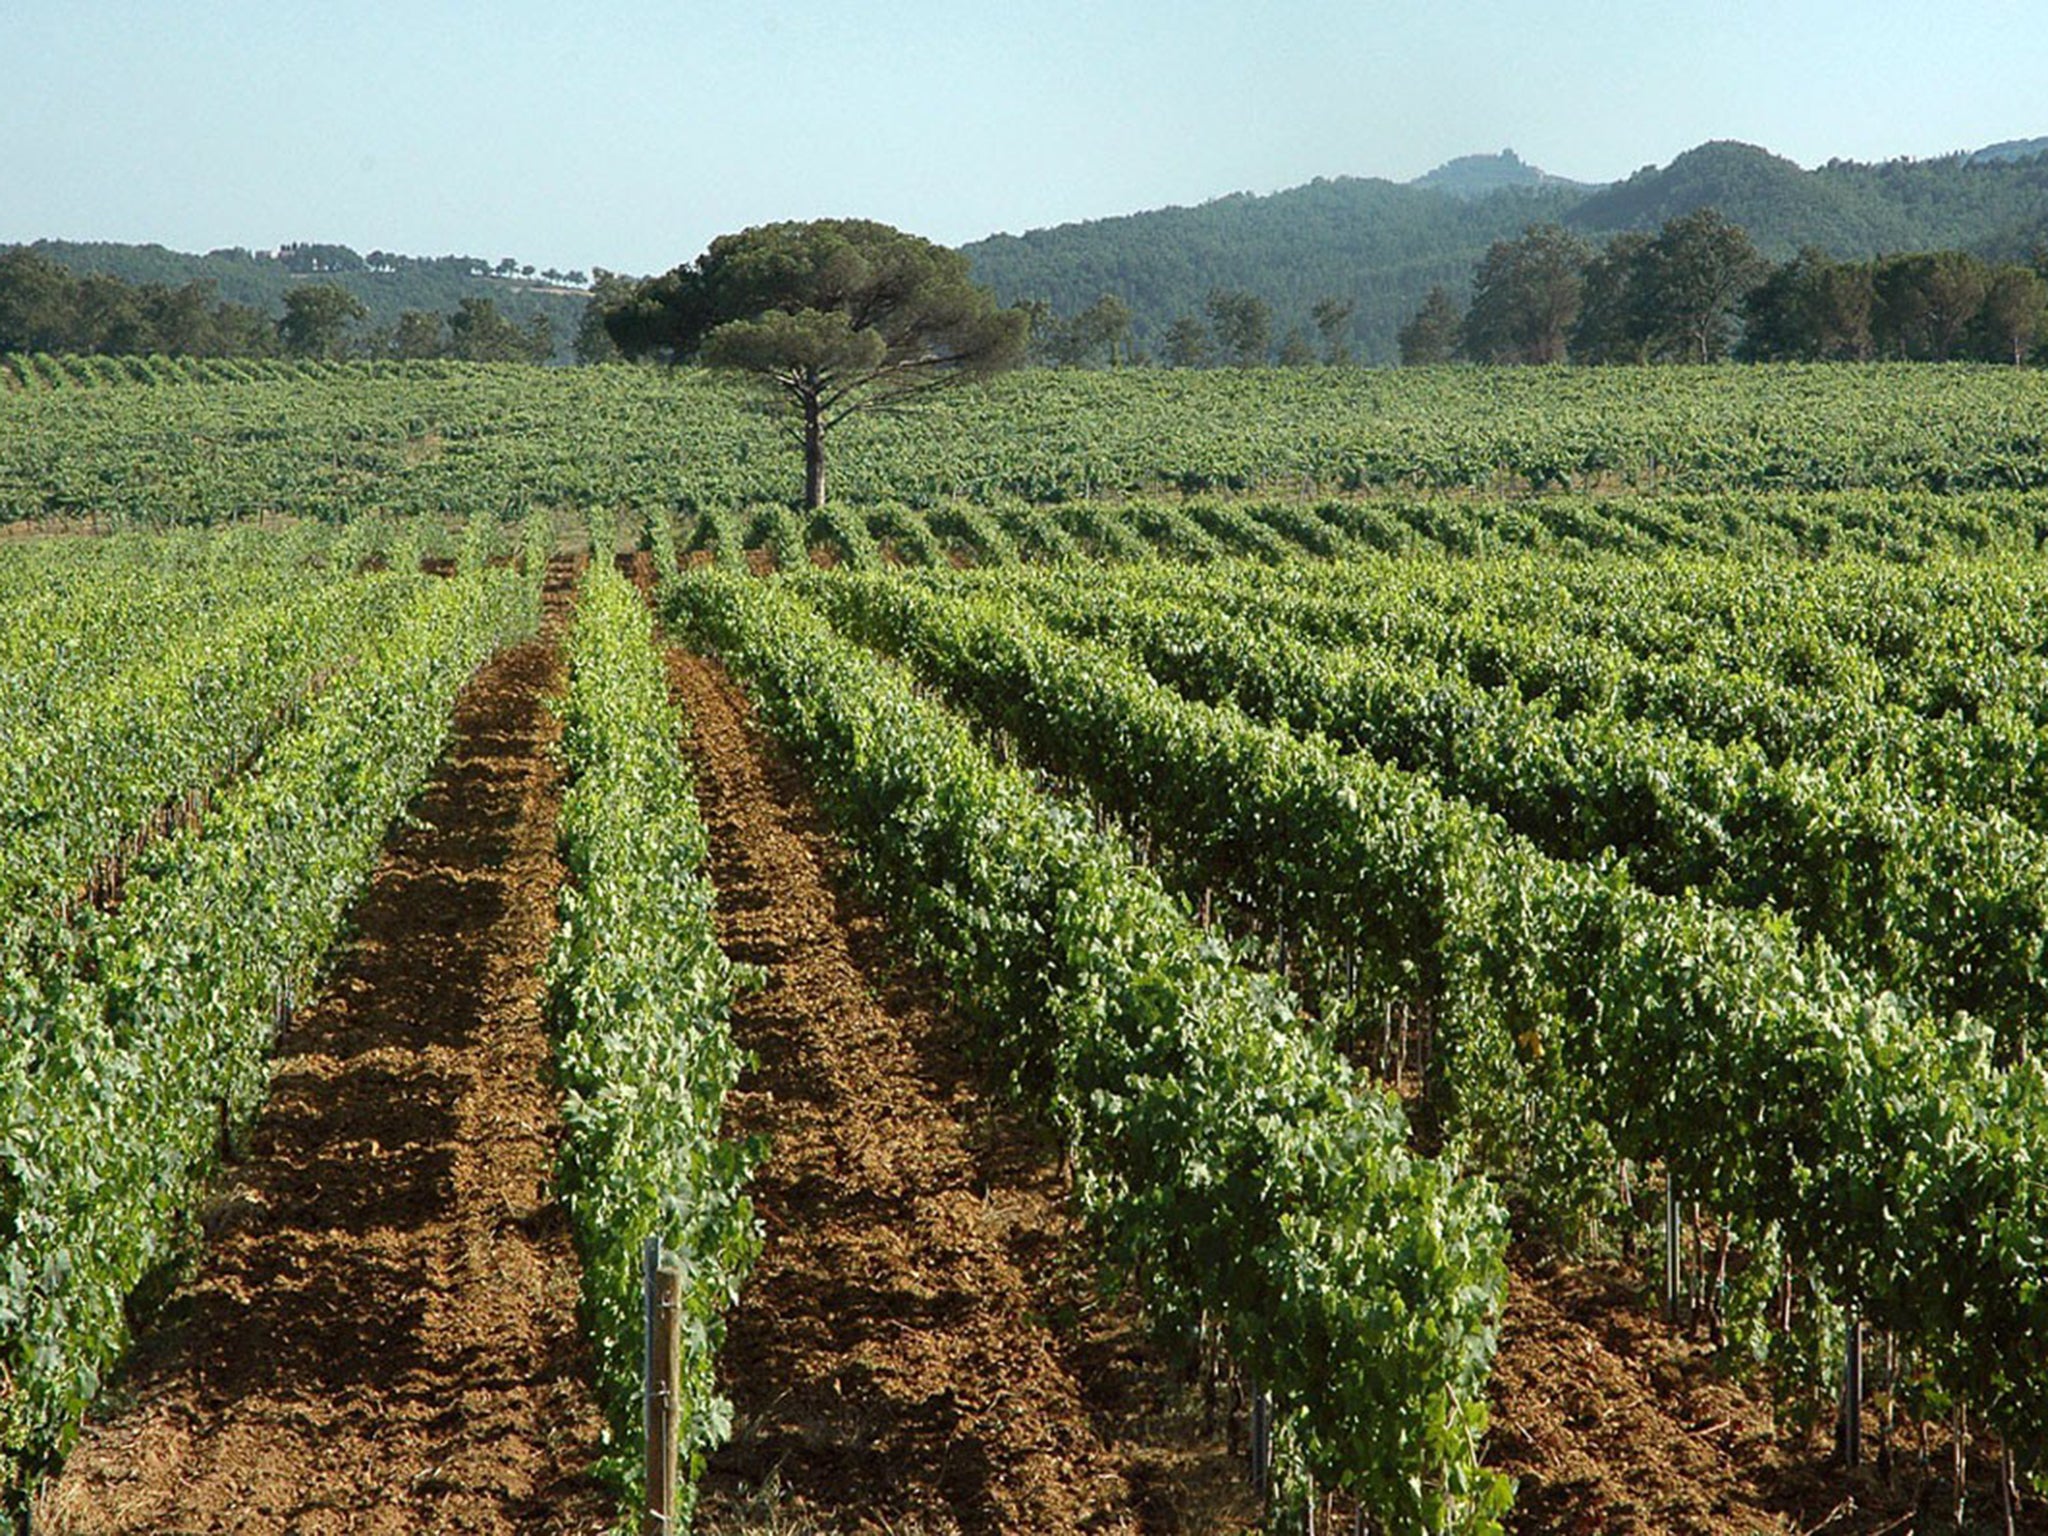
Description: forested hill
xmin=12 ymin=240 xmax=591 ymax=360
xmin=963 ymin=139 xmax=2048 ymax=364
xmin=1565 ymin=141 xmax=2048 ymax=258
xmin=963 ymin=177 xmax=1584 ymax=366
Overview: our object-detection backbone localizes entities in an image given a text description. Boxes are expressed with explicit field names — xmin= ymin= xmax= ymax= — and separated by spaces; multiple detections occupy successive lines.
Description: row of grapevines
xmin=0 ymin=514 xmax=523 ymax=959
xmin=663 ymin=567 xmax=1513 ymax=1533
xmin=1404 ymin=555 xmax=2048 ymax=728
xmin=0 ymin=524 xmax=341 ymax=722
xmin=1097 ymin=555 xmax=2048 ymax=828
xmin=999 ymin=500 xmax=1086 ymax=562
xmin=642 ymin=504 xmax=682 ymax=574
xmin=684 ymin=505 xmax=747 ymax=572
xmin=0 ymin=570 xmax=428 ymax=955
xmin=0 ymin=355 xmax=448 ymax=394
xmin=676 ymin=482 xmax=2048 ymax=577
xmin=803 ymin=574 xmax=2048 ymax=1469
xmin=0 ymin=559 xmax=539 ymax=1512
xmin=928 ymin=501 xmax=1022 ymax=566
xmin=870 ymin=502 xmax=949 ymax=567
xmin=1128 ymin=487 xmax=2048 ymax=564
xmin=546 ymin=555 xmax=758 ymax=1523
xmin=749 ymin=505 xmax=810 ymax=573
xmin=808 ymin=504 xmax=880 ymax=569
xmin=996 ymin=570 xmax=2048 ymax=1058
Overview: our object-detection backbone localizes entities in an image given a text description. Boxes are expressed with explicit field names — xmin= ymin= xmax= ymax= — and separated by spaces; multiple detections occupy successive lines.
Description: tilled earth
xmin=38 ymin=563 xmax=612 ymax=1536
xmin=668 ymin=646 xmax=1255 ymax=1535
xmin=1490 ymin=1254 xmax=2046 ymax=1534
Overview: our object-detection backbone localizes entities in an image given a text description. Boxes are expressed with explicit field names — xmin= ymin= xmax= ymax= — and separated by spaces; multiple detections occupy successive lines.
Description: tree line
xmin=1398 ymin=210 xmax=2048 ymax=366
xmin=0 ymin=247 xmax=555 ymax=362
xmin=995 ymin=211 xmax=2048 ymax=371
xmin=272 ymin=242 xmax=588 ymax=287
xmin=1018 ymin=289 xmax=1360 ymax=368
xmin=13 ymin=213 xmax=2045 ymax=373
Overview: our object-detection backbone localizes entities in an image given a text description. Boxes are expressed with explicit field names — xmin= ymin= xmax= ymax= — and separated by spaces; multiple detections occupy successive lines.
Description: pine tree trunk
xmin=803 ymin=396 xmax=827 ymax=511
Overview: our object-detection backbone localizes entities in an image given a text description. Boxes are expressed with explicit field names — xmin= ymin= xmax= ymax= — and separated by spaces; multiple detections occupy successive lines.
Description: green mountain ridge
xmin=1562 ymin=140 xmax=2048 ymax=257
xmin=963 ymin=137 xmax=2048 ymax=363
xmin=1970 ymin=137 xmax=2048 ymax=165
xmin=14 ymin=135 xmax=2048 ymax=369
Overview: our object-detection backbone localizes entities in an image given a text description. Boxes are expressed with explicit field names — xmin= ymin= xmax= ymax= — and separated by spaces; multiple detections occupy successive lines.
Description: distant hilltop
xmin=1970 ymin=136 xmax=2048 ymax=165
xmin=1409 ymin=149 xmax=1599 ymax=200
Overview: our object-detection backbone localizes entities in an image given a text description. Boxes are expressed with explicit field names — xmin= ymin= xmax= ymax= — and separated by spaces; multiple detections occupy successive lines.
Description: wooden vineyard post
xmin=643 ymin=1236 xmax=682 ymax=1535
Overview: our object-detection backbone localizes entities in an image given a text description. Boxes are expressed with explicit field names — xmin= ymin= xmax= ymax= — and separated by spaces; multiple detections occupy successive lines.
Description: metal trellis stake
xmin=1664 ymin=1174 xmax=1682 ymax=1324
xmin=1250 ymin=1385 xmax=1273 ymax=1500
xmin=1839 ymin=1307 xmax=1863 ymax=1467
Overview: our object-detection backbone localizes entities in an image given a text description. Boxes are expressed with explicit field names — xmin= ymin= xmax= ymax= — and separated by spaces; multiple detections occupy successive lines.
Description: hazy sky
xmin=3 ymin=1 xmax=2042 ymax=276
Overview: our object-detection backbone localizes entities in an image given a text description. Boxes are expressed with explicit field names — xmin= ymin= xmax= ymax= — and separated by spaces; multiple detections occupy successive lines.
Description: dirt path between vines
xmin=666 ymin=647 xmax=1253 ymax=1536
xmin=39 ymin=561 xmax=612 ymax=1536
xmin=1492 ymin=1260 xmax=1793 ymax=1535
xmin=1491 ymin=1253 xmax=2047 ymax=1535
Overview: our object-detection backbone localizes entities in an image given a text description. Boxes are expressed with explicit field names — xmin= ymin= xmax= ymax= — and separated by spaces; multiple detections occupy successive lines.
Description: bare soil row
xmin=669 ymin=646 xmax=1251 ymax=1534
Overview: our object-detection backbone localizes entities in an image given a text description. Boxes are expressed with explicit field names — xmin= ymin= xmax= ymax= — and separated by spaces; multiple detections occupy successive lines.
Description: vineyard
xmin=9 ymin=358 xmax=2048 ymax=526
xmin=3 ymin=360 xmax=2048 ymax=1533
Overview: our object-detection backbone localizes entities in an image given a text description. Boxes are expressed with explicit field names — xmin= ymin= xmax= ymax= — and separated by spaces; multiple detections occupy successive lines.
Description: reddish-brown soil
xmin=667 ymin=647 xmax=1255 ymax=1536
xmin=618 ymin=548 xmax=656 ymax=587
xmin=37 ymin=561 xmax=613 ymax=1536
xmin=1489 ymin=1256 xmax=2043 ymax=1535
xmin=1493 ymin=1260 xmax=1802 ymax=1535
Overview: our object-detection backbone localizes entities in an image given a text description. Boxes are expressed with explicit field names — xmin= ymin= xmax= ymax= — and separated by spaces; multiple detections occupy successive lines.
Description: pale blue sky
xmin=2 ymin=1 xmax=2041 ymax=276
